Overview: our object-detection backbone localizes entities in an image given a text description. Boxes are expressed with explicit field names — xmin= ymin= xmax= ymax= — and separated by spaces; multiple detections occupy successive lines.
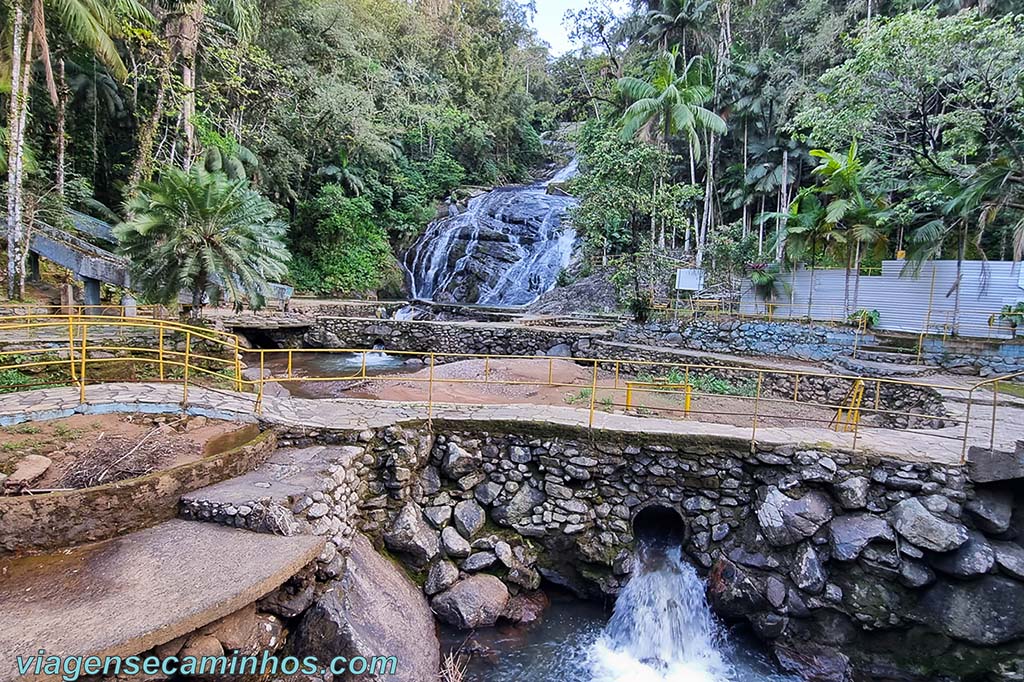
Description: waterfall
xmin=405 ymin=162 xmax=579 ymax=306
xmin=589 ymin=544 xmax=734 ymax=682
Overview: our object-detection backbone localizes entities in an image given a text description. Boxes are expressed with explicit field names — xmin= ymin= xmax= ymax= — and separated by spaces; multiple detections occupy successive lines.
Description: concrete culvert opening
xmin=632 ymin=504 xmax=686 ymax=548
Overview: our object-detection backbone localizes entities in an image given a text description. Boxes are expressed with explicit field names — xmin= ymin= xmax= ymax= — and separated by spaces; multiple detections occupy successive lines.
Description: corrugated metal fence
xmin=740 ymin=260 xmax=1024 ymax=339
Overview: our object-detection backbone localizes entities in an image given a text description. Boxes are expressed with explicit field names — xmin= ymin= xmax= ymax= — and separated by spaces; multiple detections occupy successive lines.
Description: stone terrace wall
xmin=0 ymin=429 xmax=274 ymax=556
xmin=305 ymin=318 xmax=600 ymax=358
xmin=195 ymin=418 xmax=1023 ymax=682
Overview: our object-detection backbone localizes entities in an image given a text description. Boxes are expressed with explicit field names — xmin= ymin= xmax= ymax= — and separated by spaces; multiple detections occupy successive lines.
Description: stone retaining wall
xmin=623 ymin=318 xmax=1024 ymax=380
xmin=176 ymin=417 xmax=1024 ymax=682
xmin=0 ymin=429 xmax=275 ymax=556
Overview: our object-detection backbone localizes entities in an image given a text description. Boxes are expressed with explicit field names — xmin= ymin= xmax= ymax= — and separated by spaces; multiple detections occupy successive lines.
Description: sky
xmin=531 ymin=0 xmax=632 ymax=56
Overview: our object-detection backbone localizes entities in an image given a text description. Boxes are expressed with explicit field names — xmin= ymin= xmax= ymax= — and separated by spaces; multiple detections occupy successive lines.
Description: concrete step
xmin=0 ymin=519 xmax=323 ymax=682
xmin=179 ymin=445 xmax=364 ymax=535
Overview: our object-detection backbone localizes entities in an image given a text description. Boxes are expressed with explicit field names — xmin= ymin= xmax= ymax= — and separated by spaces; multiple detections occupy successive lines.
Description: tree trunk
xmin=191 ymin=271 xmax=208 ymax=318
xmin=6 ymin=0 xmax=29 ymax=301
xmin=776 ymin=150 xmax=789 ymax=262
xmin=55 ymin=59 xmax=68 ymax=197
xmin=742 ymin=120 xmax=749 ymax=238
xmin=129 ymin=55 xmax=172 ymax=191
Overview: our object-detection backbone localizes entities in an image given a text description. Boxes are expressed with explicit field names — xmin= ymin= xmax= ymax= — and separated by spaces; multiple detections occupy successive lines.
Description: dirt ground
xmin=0 ymin=414 xmax=256 ymax=492
xmin=340 ymin=358 xmax=836 ymax=430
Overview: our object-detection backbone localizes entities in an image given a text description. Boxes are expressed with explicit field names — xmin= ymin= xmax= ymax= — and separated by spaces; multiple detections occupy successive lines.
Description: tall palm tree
xmin=5 ymin=0 xmax=150 ymax=299
xmin=618 ymin=47 xmax=726 ymax=260
xmin=116 ymin=167 xmax=290 ymax=315
xmin=643 ymin=0 xmax=713 ymax=54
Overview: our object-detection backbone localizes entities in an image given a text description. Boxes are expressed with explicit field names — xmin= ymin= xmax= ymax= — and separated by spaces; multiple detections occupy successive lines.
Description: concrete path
xmin=0 ymin=381 xmax=1016 ymax=463
xmin=0 ymin=520 xmax=322 ymax=682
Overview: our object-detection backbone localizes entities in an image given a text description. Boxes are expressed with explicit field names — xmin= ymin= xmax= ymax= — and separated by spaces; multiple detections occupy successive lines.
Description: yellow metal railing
xmin=0 ymin=315 xmax=1020 ymax=461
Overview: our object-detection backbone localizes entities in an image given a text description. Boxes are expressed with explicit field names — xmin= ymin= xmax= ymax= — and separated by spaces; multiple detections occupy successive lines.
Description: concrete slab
xmin=0 ymin=520 xmax=323 ymax=681
xmin=181 ymin=446 xmax=333 ymax=508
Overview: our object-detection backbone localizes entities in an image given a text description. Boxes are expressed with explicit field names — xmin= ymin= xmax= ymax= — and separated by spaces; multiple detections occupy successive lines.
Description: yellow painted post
xmin=961 ymin=388 xmax=975 ymax=464
xmin=750 ymin=371 xmax=764 ymax=451
xmin=255 ymin=350 xmax=265 ymax=415
xmin=67 ymin=317 xmax=78 ymax=384
xmin=158 ymin=325 xmax=165 ymax=381
xmin=548 ymin=357 xmax=553 ymax=387
xmin=361 ymin=351 xmax=367 ymax=379
xmin=625 ymin=382 xmax=633 ymax=409
xmin=79 ymin=323 xmax=88 ymax=403
xmin=287 ymin=349 xmax=294 ymax=379
xmin=991 ymin=381 xmax=1000 ymax=451
xmin=684 ymin=383 xmax=692 ymax=415
xmin=182 ymin=331 xmax=192 ymax=408
xmin=793 ymin=374 xmax=800 ymax=402
xmin=234 ymin=336 xmax=242 ymax=391
xmin=428 ymin=353 xmax=436 ymax=423
xmin=613 ymin=361 xmax=620 ymax=389
xmin=588 ymin=359 xmax=599 ymax=428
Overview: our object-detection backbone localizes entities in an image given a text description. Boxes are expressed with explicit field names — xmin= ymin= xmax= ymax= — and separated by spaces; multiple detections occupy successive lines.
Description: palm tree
xmin=643 ymin=0 xmax=713 ymax=54
xmin=618 ymin=47 xmax=725 ymax=259
xmin=4 ymin=0 xmax=150 ymax=299
xmin=116 ymin=167 xmax=290 ymax=315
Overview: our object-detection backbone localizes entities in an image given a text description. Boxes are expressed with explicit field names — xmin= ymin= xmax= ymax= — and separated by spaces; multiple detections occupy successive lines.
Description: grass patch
xmin=985 ymin=382 xmax=1024 ymax=399
xmin=564 ymin=388 xmax=593 ymax=405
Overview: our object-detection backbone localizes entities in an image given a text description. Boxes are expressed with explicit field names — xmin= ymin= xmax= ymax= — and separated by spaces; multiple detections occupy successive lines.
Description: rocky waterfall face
xmin=405 ymin=162 xmax=578 ymax=306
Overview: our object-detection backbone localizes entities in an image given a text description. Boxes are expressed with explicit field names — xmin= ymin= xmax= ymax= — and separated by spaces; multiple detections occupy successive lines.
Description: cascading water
xmin=405 ymin=162 xmax=579 ymax=306
xmin=450 ymin=537 xmax=795 ymax=682
xmin=589 ymin=544 xmax=733 ymax=682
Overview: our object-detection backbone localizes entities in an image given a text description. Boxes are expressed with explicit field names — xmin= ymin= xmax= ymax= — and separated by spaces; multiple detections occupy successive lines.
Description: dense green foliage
xmin=553 ymin=0 xmax=1024 ymax=302
xmin=116 ymin=167 xmax=290 ymax=312
xmin=3 ymin=0 xmax=552 ymax=298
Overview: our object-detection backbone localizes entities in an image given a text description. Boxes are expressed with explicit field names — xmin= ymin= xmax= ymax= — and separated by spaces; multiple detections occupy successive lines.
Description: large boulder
xmin=384 ymin=503 xmax=440 ymax=565
xmin=915 ymin=575 xmax=1024 ymax=645
xmin=706 ymin=558 xmax=767 ymax=619
xmin=889 ymin=498 xmax=968 ymax=553
xmin=791 ymin=544 xmax=827 ymax=594
xmin=930 ymin=531 xmax=995 ymax=578
xmin=993 ymin=541 xmax=1024 ymax=580
xmin=431 ymin=575 xmax=510 ymax=629
xmin=828 ymin=514 xmax=895 ymax=561
xmin=294 ymin=534 xmax=439 ymax=681
xmin=756 ymin=487 xmax=834 ymax=546
xmin=773 ymin=641 xmax=853 ymax=682
xmin=965 ymin=487 xmax=1014 ymax=534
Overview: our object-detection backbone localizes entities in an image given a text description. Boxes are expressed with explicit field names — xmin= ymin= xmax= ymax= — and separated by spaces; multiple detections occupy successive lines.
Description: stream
xmin=448 ymin=543 xmax=796 ymax=682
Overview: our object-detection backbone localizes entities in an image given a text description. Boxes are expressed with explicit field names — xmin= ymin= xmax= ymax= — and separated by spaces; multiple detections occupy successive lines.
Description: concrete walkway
xmin=0 ymin=520 xmax=322 ymax=682
xmin=0 ymin=381 xmax=1015 ymax=463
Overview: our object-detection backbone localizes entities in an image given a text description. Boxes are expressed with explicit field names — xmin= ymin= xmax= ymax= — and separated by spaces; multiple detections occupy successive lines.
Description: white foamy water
xmin=589 ymin=545 xmax=733 ymax=682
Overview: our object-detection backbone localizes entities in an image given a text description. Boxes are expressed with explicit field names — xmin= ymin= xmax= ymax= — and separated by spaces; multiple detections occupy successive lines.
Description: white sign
xmin=675 ymin=268 xmax=706 ymax=291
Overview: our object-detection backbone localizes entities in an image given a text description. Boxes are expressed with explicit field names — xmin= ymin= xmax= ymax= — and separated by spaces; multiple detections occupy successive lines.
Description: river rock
xmin=791 ymin=544 xmax=827 ymax=593
xmin=425 ymin=560 xmax=460 ymax=596
xmin=492 ymin=484 xmax=546 ymax=528
xmin=993 ymin=541 xmax=1024 ymax=580
xmin=462 ymin=551 xmax=498 ymax=572
xmin=4 ymin=454 xmax=52 ymax=489
xmin=828 ymin=514 xmax=895 ymax=561
xmin=442 ymin=442 xmax=481 ymax=478
xmin=964 ymin=487 xmax=1014 ymax=534
xmin=930 ymin=531 xmax=995 ymax=577
xmin=475 ymin=481 xmax=503 ymax=506
xmin=424 ymin=505 xmax=452 ymax=529
xmin=454 ymin=499 xmax=486 ymax=538
xmin=503 ymin=590 xmax=550 ymax=626
xmin=384 ymin=502 xmax=440 ymax=564
xmin=773 ymin=641 xmax=853 ymax=682
xmin=707 ymin=559 xmax=767 ymax=618
xmin=441 ymin=526 xmax=472 ymax=558
xmin=889 ymin=498 xmax=968 ymax=552
xmin=431 ymin=575 xmax=510 ymax=629
xmin=915 ymin=575 xmax=1024 ymax=645
xmin=258 ymin=576 xmax=316 ymax=618
xmin=833 ymin=476 xmax=870 ymax=509
xmin=295 ymin=534 xmax=439 ymax=681
xmin=756 ymin=487 xmax=834 ymax=546
xmin=898 ymin=560 xmax=935 ymax=588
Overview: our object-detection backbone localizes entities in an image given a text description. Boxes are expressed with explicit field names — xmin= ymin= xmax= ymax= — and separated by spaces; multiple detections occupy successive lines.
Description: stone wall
xmin=177 ymin=417 xmax=1023 ymax=682
xmin=623 ymin=318 xmax=1024 ymax=380
xmin=301 ymin=318 xmax=949 ymax=430
xmin=0 ymin=429 xmax=275 ymax=556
